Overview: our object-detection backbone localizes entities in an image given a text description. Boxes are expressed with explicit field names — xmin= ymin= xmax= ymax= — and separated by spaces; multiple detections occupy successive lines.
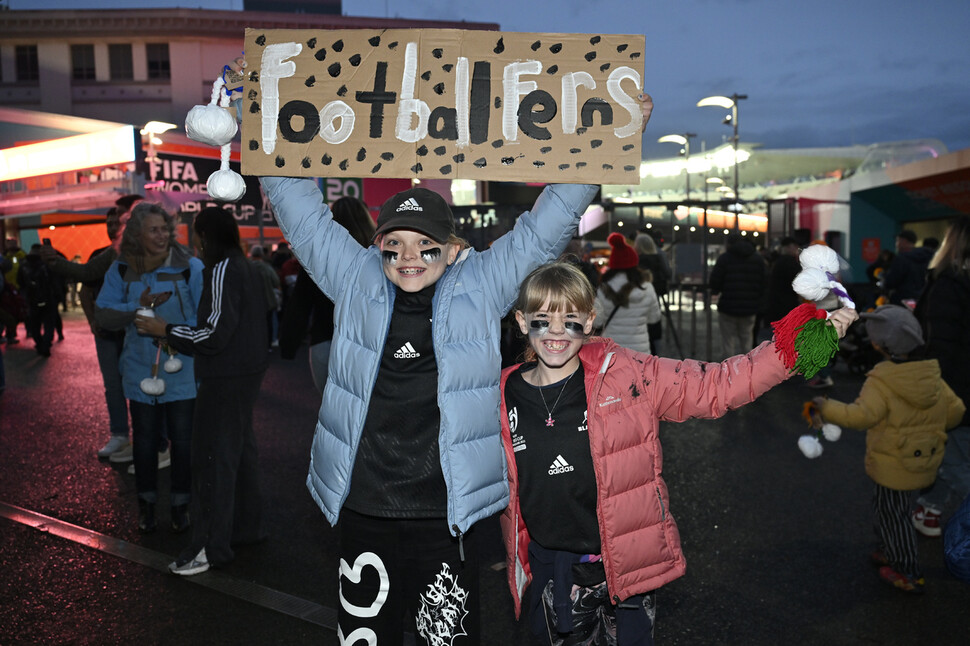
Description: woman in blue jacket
xmin=96 ymin=202 xmax=204 ymax=534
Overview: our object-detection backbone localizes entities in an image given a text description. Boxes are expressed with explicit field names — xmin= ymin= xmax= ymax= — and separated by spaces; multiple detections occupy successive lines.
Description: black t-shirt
xmin=344 ymin=283 xmax=447 ymax=518
xmin=505 ymin=363 xmax=600 ymax=553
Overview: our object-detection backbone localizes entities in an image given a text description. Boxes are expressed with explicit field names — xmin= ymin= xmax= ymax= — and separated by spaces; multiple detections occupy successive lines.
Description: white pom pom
xmin=798 ymin=245 xmax=840 ymax=273
xmin=798 ymin=435 xmax=824 ymax=459
xmin=821 ymin=423 xmax=842 ymax=442
xmin=140 ymin=376 xmax=166 ymax=396
xmin=185 ymin=104 xmax=238 ymax=147
xmin=207 ymin=169 xmax=246 ymax=202
xmin=792 ymin=267 xmax=831 ymax=301
xmin=164 ymin=356 xmax=183 ymax=373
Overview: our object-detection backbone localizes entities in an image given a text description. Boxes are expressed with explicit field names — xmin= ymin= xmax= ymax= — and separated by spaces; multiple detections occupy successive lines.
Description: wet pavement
xmin=1 ymin=309 xmax=968 ymax=645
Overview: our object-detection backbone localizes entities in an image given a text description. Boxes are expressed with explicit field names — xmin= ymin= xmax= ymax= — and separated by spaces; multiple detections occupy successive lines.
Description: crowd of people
xmin=2 ymin=88 xmax=969 ymax=644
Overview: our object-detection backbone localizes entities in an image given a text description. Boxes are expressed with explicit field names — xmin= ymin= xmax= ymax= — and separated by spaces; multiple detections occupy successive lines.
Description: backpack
xmin=22 ymin=261 xmax=53 ymax=308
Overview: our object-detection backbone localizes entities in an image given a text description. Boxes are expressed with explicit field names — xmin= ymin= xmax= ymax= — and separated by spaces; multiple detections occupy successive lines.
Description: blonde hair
xmin=633 ymin=233 xmax=657 ymax=255
xmin=929 ymin=215 xmax=970 ymax=278
xmin=516 ymin=262 xmax=596 ymax=315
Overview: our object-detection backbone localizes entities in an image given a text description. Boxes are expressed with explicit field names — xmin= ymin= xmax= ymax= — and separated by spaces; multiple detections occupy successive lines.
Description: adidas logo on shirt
xmin=393 ymin=342 xmax=421 ymax=359
xmin=395 ymin=197 xmax=423 ymax=212
xmin=548 ymin=455 xmax=574 ymax=475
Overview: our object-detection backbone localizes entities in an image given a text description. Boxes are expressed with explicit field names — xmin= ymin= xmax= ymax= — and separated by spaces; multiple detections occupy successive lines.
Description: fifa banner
xmin=241 ymin=28 xmax=645 ymax=184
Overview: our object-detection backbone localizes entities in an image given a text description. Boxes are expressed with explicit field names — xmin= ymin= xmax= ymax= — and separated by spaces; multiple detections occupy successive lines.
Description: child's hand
xmin=827 ymin=307 xmax=858 ymax=338
xmin=812 ymin=396 xmax=827 ymax=410
xmin=639 ymin=93 xmax=654 ymax=131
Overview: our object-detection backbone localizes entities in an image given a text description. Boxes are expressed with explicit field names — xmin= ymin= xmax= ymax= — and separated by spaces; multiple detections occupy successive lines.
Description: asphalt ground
xmin=1 ymin=310 xmax=968 ymax=645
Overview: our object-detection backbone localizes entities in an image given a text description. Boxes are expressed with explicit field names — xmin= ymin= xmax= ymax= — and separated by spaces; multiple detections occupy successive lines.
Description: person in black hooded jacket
xmin=710 ymin=233 xmax=767 ymax=358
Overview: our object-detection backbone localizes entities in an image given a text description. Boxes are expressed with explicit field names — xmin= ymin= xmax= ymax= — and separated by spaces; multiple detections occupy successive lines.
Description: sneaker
xmin=108 ymin=442 xmax=134 ymax=463
xmin=127 ymin=449 xmax=172 ymax=475
xmin=169 ymin=548 xmax=209 ymax=576
xmin=912 ymin=505 xmax=942 ymax=537
xmin=807 ymin=375 xmax=834 ymax=388
xmin=97 ymin=436 xmax=129 ymax=459
xmin=878 ymin=566 xmax=925 ymax=594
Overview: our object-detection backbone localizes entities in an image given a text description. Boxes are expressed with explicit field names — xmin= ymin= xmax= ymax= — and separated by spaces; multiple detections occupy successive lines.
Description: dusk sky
xmin=16 ymin=0 xmax=970 ymax=159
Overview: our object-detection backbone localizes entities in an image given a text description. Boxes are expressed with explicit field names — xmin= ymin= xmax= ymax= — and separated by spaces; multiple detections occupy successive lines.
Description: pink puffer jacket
xmin=499 ymin=337 xmax=791 ymax=614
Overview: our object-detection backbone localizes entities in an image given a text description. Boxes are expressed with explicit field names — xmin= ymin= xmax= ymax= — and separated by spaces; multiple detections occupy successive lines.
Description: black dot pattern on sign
xmin=547 ymin=65 xmax=559 ymax=75
xmin=622 ymin=144 xmax=635 ymax=151
xmin=585 ymin=51 xmax=597 ymax=62
xmin=550 ymin=43 xmax=562 ymax=54
xmin=301 ymin=157 xmax=311 ymax=169
xmin=617 ymin=44 xmax=628 ymax=52
xmin=307 ymin=38 xmax=317 ymax=48
xmin=630 ymin=52 xmax=642 ymax=59
xmin=433 ymin=83 xmax=445 ymax=95
xmin=333 ymin=39 xmax=344 ymax=52
xmin=494 ymin=97 xmax=501 ymax=109
xmin=599 ymin=63 xmax=611 ymax=72
xmin=350 ymin=54 xmax=362 ymax=67
xmin=442 ymin=64 xmax=453 ymax=72
xmin=255 ymin=34 xmax=266 ymax=46
xmin=357 ymin=148 xmax=367 ymax=162
xmin=473 ymin=158 xmax=487 ymax=168
xmin=501 ymin=157 xmax=515 ymax=165
xmin=417 ymin=145 xmax=428 ymax=156
xmin=432 ymin=48 xmax=443 ymax=59
xmin=381 ymin=152 xmax=394 ymax=161
xmin=315 ymin=48 xmax=327 ymax=62
xmin=602 ymin=163 xmax=613 ymax=170
xmin=247 ymin=89 xmax=257 ymax=100
xmin=576 ymin=162 xmax=587 ymax=169
xmin=531 ymin=41 xmax=542 ymax=51
xmin=411 ymin=163 xmax=423 ymax=173
xmin=439 ymin=165 xmax=452 ymax=174
xmin=337 ymin=85 xmax=348 ymax=97
xmin=577 ymin=127 xmax=587 ymax=135
xmin=570 ymin=148 xmax=581 ymax=154
xmin=322 ymin=154 xmax=332 ymax=165
xmin=491 ymin=140 xmax=503 ymax=149
xmin=328 ymin=63 xmax=341 ymax=77
xmin=623 ymin=165 xmax=637 ymax=171
xmin=421 ymin=71 xmax=432 ymax=81
xmin=339 ymin=159 xmax=349 ymax=171
xmin=494 ymin=38 xmax=505 ymax=54
xmin=249 ymin=71 xmax=258 ymax=82
xmin=368 ymin=36 xmax=381 ymax=47
xmin=558 ymin=164 xmax=569 ymax=170
xmin=305 ymin=76 xmax=315 ymax=88
xmin=540 ymin=146 xmax=552 ymax=154
xmin=452 ymin=153 xmax=465 ymax=163
xmin=248 ymin=140 xmax=259 ymax=151
xmin=590 ymin=36 xmax=601 ymax=45
xmin=434 ymin=146 xmax=446 ymax=156
xmin=591 ymin=139 xmax=603 ymax=149
xmin=249 ymin=101 xmax=260 ymax=113
xmin=533 ymin=161 xmax=545 ymax=167
xmin=371 ymin=163 xmax=382 ymax=173
xmin=388 ymin=41 xmax=398 ymax=49
xmin=274 ymin=155 xmax=285 ymax=167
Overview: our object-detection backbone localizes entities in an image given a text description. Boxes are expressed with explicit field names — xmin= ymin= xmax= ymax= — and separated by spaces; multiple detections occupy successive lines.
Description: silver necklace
xmin=537 ymin=370 xmax=577 ymax=427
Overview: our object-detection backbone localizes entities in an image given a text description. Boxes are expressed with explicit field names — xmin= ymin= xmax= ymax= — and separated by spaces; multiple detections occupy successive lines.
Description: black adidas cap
xmin=373 ymin=187 xmax=455 ymax=244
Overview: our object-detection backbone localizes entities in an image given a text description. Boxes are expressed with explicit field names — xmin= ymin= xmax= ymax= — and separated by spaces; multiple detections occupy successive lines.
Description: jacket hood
xmin=867 ymin=359 xmax=945 ymax=409
xmin=728 ymin=238 xmax=756 ymax=258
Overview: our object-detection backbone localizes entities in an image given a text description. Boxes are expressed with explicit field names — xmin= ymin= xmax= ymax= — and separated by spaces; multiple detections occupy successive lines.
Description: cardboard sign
xmin=240 ymin=28 xmax=645 ymax=184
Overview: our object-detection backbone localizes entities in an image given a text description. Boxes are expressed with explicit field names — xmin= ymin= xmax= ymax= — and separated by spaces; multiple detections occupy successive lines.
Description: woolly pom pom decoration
xmin=821 ymin=423 xmax=842 ymax=442
xmin=185 ymin=103 xmax=238 ymax=147
xmin=140 ymin=376 xmax=166 ymax=396
xmin=771 ymin=303 xmax=838 ymax=377
xmin=207 ymin=168 xmax=246 ymax=202
xmin=798 ymin=244 xmax=840 ymax=274
xmin=798 ymin=435 xmax=824 ymax=458
xmin=164 ymin=354 xmax=183 ymax=374
xmin=791 ymin=244 xmax=855 ymax=310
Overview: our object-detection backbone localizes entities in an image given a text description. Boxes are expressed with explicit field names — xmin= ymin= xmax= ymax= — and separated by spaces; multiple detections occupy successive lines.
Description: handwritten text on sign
xmin=240 ymin=29 xmax=645 ymax=183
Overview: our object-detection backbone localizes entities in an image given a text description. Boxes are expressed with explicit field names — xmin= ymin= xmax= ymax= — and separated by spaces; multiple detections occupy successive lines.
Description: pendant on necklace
xmin=545 ymin=416 xmax=555 ymax=427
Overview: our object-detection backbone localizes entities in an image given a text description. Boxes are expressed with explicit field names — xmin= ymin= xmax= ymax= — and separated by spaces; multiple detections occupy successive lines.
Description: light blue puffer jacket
xmin=260 ymin=176 xmax=596 ymax=535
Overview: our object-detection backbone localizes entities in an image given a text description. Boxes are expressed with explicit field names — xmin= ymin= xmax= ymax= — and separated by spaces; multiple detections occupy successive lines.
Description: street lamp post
xmin=658 ymin=133 xmax=697 ymax=204
xmin=697 ymin=94 xmax=747 ymax=222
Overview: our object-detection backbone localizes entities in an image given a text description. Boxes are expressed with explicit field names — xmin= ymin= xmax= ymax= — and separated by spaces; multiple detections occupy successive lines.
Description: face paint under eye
xmin=382 ymin=250 xmax=399 ymax=265
xmin=420 ymin=247 xmax=442 ymax=264
xmin=529 ymin=319 xmax=551 ymax=335
xmin=563 ymin=321 xmax=586 ymax=338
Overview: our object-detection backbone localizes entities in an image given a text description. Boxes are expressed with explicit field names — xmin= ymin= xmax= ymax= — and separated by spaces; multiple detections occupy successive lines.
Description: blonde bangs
xmin=517 ymin=262 xmax=596 ymax=314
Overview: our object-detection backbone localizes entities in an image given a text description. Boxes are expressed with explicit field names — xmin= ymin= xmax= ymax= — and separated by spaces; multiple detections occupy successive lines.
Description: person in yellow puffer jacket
xmin=817 ymin=304 xmax=965 ymax=594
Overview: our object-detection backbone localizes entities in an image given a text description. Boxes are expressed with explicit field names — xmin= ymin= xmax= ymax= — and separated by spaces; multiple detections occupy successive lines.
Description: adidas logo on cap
xmin=393 ymin=342 xmax=421 ymax=359
xmin=548 ymin=455 xmax=574 ymax=475
xmin=395 ymin=197 xmax=423 ymax=213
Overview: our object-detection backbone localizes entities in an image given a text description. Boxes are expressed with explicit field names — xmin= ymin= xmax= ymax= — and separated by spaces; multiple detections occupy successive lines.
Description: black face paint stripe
xmin=421 ymin=248 xmax=442 ymax=264
xmin=382 ymin=250 xmax=398 ymax=265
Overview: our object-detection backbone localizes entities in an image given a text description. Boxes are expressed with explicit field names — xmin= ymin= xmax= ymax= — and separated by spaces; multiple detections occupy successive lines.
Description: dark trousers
xmin=181 ymin=371 xmax=265 ymax=566
xmin=337 ymin=509 xmax=480 ymax=646
xmin=25 ymin=303 xmax=56 ymax=353
xmin=873 ymin=483 xmax=921 ymax=577
xmin=129 ymin=398 xmax=194 ymax=505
